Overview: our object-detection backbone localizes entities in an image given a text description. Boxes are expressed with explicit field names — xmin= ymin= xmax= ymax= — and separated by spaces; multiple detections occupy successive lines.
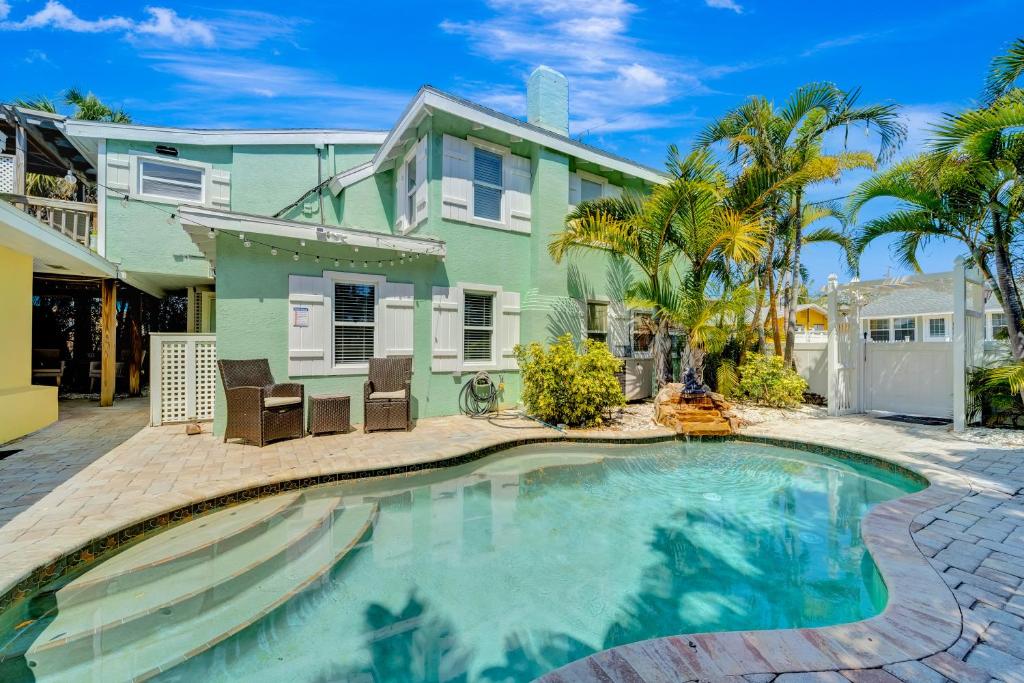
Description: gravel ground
xmin=952 ymin=425 xmax=1024 ymax=448
xmin=586 ymin=399 xmax=829 ymax=432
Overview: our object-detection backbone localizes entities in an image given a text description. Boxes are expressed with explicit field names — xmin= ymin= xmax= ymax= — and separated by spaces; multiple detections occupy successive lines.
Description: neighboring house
xmin=770 ymin=303 xmax=828 ymax=341
xmin=5 ymin=67 xmax=664 ymax=432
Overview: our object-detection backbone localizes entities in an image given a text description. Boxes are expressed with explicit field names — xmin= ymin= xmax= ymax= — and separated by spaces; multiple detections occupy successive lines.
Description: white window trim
xmin=458 ymin=281 xmax=503 ymax=372
xmin=586 ymin=299 xmax=610 ymax=342
xmin=924 ymin=315 xmax=950 ymax=342
xmin=577 ymin=169 xmax=608 ymax=201
xmin=325 ymin=271 xmax=385 ymax=375
xmin=404 ymin=147 xmax=417 ymax=229
xmin=893 ymin=316 xmax=916 ymax=342
xmin=455 ymin=136 xmax=510 ymax=231
xmin=867 ymin=318 xmax=892 ymax=343
xmin=129 ymin=152 xmax=210 ymax=206
xmin=988 ymin=311 xmax=1008 ymax=340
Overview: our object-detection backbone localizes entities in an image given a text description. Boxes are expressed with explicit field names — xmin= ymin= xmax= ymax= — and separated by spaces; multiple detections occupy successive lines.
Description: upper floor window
xmin=406 ymin=155 xmax=417 ymax=223
xmin=587 ymin=302 xmax=609 ymax=343
xmin=580 ymin=177 xmax=603 ymax=202
xmin=138 ymin=158 xmax=204 ymax=203
xmin=464 ymin=292 xmax=495 ymax=362
xmin=868 ymin=319 xmax=889 ymax=342
xmin=473 ymin=148 xmax=503 ymax=222
xmin=991 ymin=312 xmax=1008 ymax=340
xmin=334 ymin=282 xmax=376 ymax=366
xmin=894 ymin=317 xmax=915 ymax=342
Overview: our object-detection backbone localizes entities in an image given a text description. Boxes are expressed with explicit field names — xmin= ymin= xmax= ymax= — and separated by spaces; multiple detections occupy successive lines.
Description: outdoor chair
xmin=32 ymin=349 xmax=65 ymax=387
xmin=363 ymin=357 xmax=413 ymax=432
xmin=218 ymin=359 xmax=305 ymax=447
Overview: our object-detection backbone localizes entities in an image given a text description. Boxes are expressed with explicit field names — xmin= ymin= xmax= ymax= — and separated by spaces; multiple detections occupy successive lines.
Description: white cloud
xmin=440 ymin=0 xmax=724 ymax=136
xmin=705 ymin=0 xmax=743 ymax=14
xmin=1 ymin=2 xmax=214 ymax=46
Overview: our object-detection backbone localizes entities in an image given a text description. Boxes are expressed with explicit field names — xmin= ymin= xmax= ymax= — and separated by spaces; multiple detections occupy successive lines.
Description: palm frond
xmin=986 ymin=37 xmax=1024 ymax=103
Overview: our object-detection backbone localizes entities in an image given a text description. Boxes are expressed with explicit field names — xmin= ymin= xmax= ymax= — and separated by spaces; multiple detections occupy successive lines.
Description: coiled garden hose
xmin=459 ymin=371 xmax=500 ymax=417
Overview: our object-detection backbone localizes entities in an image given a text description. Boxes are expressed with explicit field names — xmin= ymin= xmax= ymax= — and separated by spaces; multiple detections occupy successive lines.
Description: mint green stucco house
xmin=61 ymin=67 xmax=662 ymax=432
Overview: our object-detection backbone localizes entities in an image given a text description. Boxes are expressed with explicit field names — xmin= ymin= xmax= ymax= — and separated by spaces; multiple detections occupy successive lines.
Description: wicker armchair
xmin=218 ymin=359 xmax=304 ymax=447
xmin=363 ymin=357 xmax=412 ymax=432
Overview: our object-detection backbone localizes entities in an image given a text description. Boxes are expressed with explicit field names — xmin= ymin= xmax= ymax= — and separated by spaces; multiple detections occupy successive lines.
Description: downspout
xmin=316 ymin=143 xmax=325 ymax=225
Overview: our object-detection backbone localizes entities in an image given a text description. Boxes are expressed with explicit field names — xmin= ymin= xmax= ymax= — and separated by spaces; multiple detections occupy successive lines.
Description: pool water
xmin=0 ymin=440 xmax=922 ymax=683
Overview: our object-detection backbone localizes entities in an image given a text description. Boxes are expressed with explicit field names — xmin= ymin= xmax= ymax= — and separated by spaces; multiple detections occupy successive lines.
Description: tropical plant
xmin=851 ymin=37 xmax=1024 ymax=385
xmin=514 ymin=335 xmax=625 ymax=427
xmin=698 ymin=83 xmax=905 ymax=366
xmin=736 ymin=354 xmax=807 ymax=407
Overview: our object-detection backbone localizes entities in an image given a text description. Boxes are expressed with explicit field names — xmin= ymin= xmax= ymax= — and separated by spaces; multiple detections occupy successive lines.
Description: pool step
xmin=23 ymin=496 xmax=378 ymax=682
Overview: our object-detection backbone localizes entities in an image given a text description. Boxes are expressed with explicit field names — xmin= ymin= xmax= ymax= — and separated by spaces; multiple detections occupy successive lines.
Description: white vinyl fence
xmin=150 ymin=333 xmax=217 ymax=426
xmin=792 ymin=342 xmax=827 ymax=396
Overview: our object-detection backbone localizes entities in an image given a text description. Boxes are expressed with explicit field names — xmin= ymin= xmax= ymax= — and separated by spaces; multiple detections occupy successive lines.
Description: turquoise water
xmin=0 ymin=440 xmax=922 ymax=683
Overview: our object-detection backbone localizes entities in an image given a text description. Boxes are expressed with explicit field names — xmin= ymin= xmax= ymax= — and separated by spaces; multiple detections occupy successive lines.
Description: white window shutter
xmin=107 ymin=152 xmax=130 ymax=193
xmin=413 ymin=136 xmax=429 ymax=228
xmin=431 ymin=286 xmax=463 ymax=372
xmin=575 ymin=298 xmax=588 ymax=343
xmin=209 ymin=169 xmax=231 ymax=210
xmin=394 ymin=158 xmax=408 ymax=233
xmin=381 ymin=282 xmax=415 ymax=356
xmin=504 ymin=153 xmax=532 ymax=234
xmin=499 ymin=291 xmax=521 ymax=370
xmin=603 ymin=183 xmax=622 ymax=199
xmin=609 ymin=301 xmax=629 ymax=356
xmin=442 ymin=134 xmax=472 ymax=222
xmin=568 ymin=172 xmax=581 ymax=212
xmin=288 ymin=275 xmax=328 ymax=376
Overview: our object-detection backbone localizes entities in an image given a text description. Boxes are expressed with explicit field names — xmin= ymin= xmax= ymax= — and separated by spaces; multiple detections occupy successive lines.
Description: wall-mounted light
xmin=64 ymin=169 xmax=77 ymax=186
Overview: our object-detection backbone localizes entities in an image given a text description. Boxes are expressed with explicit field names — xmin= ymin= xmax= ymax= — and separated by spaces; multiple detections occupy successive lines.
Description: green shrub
xmin=515 ymin=334 xmax=625 ymax=426
xmin=736 ymin=355 xmax=807 ymax=407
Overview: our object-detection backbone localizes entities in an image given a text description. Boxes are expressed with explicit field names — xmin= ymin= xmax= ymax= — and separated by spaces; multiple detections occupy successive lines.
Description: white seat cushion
xmin=369 ymin=390 xmax=406 ymax=400
xmin=264 ymin=396 xmax=301 ymax=408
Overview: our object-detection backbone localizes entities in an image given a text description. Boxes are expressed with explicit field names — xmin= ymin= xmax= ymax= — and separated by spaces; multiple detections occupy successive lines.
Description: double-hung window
xmin=580 ymin=177 xmax=603 ymax=202
xmin=927 ymin=317 xmax=947 ymax=340
xmin=473 ymin=147 xmax=503 ymax=222
xmin=333 ymin=282 xmax=376 ymax=366
xmin=138 ymin=158 xmax=204 ymax=203
xmin=868 ymin=319 xmax=890 ymax=342
xmin=991 ymin=312 xmax=1008 ymax=340
xmin=632 ymin=311 xmax=653 ymax=353
xmin=463 ymin=292 xmax=495 ymax=363
xmin=587 ymin=302 xmax=609 ymax=343
xmin=894 ymin=317 xmax=915 ymax=342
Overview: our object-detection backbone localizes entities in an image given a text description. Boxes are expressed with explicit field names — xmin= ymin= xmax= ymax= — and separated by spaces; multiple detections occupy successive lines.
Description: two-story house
xmin=47 ymin=66 xmax=662 ymax=432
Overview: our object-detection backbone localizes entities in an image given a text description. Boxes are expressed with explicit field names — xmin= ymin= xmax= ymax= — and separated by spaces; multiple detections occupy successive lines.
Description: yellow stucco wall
xmin=0 ymin=245 xmax=57 ymax=445
xmin=772 ymin=307 xmax=829 ymax=336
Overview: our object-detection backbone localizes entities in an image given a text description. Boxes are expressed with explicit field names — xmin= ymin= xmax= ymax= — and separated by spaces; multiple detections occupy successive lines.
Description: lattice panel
xmin=0 ymin=155 xmax=14 ymax=193
xmin=159 ymin=341 xmax=189 ymax=423
xmin=194 ymin=341 xmax=217 ymax=420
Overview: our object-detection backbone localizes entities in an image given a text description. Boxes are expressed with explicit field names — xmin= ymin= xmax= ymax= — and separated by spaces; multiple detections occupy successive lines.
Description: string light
xmin=349 ymin=260 xmax=355 ymax=268
xmin=243 ymin=240 xmax=252 ymax=248
xmin=121 ymin=194 xmax=129 ymax=208
xmin=292 ymin=252 xmax=300 ymax=261
xmin=333 ymin=259 xmax=340 ymax=267
xmin=271 ymin=248 xmax=278 ymax=256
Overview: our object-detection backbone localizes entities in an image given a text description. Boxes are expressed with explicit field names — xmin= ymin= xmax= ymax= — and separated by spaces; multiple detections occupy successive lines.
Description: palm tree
xmin=852 ymin=37 xmax=1024 ymax=374
xmin=697 ymin=83 xmax=905 ymax=366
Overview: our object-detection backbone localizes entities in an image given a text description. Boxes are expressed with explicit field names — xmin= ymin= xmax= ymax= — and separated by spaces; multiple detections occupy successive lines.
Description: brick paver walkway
xmin=1 ymin=401 xmax=1022 ymax=681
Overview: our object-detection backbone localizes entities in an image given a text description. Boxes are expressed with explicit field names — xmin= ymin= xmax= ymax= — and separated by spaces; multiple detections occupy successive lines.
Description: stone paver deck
xmin=1 ymin=400 xmax=1022 ymax=682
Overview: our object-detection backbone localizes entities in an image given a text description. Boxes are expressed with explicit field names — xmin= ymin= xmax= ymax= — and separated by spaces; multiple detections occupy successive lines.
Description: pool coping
xmin=0 ymin=430 xmax=971 ymax=681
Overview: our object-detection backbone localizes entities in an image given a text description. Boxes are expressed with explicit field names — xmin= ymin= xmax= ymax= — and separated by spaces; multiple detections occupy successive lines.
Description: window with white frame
xmin=812 ymin=323 xmax=825 ymax=333
xmin=927 ymin=317 xmax=947 ymax=340
xmin=333 ymin=282 xmax=376 ymax=365
xmin=405 ymin=155 xmax=417 ymax=223
xmin=894 ymin=317 xmax=915 ymax=342
xmin=138 ymin=158 xmax=204 ymax=202
xmin=473 ymin=147 xmax=503 ymax=222
xmin=632 ymin=311 xmax=653 ymax=353
xmin=991 ymin=312 xmax=1008 ymax=340
xmin=869 ymin=319 xmax=890 ymax=342
xmin=463 ymin=292 xmax=495 ymax=362
xmin=581 ymin=177 xmax=603 ymax=202
xmin=587 ymin=302 xmax=609 ymax=343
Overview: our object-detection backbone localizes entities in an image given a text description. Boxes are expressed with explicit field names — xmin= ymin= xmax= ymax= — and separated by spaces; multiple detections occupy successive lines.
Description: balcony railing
xmin=1 ymin=192 xmax=97 ymax=250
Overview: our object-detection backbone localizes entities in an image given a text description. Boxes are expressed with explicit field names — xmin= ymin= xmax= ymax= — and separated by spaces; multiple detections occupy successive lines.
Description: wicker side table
xmin=309 ymin=394 xmax=351 ymax=436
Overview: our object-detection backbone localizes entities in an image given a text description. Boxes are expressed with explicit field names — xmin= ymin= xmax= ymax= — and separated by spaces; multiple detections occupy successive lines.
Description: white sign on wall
xmin=292 ymin=306 xmax=310 ymax=328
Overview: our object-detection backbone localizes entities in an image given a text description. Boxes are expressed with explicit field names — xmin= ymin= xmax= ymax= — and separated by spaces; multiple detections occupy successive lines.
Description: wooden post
xmin=128 ymin=289 xmax=142 ymax=396
xmin=13 ymin=124 xmax=27 ymax=198
xmin=100 ymin=279 xmax=117 ymax=407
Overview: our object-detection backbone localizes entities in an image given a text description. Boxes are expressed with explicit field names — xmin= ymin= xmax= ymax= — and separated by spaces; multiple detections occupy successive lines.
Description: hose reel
xmin=459 ymin=371 xmax=500 ymax=416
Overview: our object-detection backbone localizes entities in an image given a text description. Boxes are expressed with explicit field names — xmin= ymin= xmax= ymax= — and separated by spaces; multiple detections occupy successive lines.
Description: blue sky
xmin=4 ymin=0 xmax=1022 ymax=291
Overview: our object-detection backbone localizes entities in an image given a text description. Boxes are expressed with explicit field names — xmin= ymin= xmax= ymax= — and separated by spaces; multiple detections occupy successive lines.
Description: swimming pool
xmin=0 ymin=439 xmax=923 ymax=682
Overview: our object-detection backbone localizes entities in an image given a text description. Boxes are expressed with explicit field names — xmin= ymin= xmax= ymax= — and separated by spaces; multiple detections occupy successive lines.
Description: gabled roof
xmin=844 ymin=270 xmax=1004 ymax=317
xmin=328 ymin=86 xmax=666 ymax=195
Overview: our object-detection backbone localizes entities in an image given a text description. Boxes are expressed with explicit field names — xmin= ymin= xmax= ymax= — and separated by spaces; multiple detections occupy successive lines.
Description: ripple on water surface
xmin=0 ymin=440 xmax=921 ymax=683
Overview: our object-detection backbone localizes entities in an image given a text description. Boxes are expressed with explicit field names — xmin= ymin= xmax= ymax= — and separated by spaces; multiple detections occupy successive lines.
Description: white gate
xmin=863 ymin=342 xmax=953 ymax=417
xmin=149 ymin=333 xmax=217 ymax=425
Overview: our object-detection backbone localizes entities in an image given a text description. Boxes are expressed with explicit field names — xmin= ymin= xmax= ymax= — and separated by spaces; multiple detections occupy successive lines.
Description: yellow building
xmin=0 ymin=200 xmax=117 ymax=444
xmin=771 ymin=303 xmax=828 ymax=338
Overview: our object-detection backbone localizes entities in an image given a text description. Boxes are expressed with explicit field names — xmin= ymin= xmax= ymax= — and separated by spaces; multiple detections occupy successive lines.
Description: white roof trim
xmin=62 ymin=120 xmax=388 ymax=146
xmin=178 ymin=206 xmax=446 ymax=268
xmin=327 ymin=161 xmax=375 ymax=195
xmin=329 ymin=87 xmax=665 ymax=195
